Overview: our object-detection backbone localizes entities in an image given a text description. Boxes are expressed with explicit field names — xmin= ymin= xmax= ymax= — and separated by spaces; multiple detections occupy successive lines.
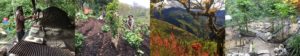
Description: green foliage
xmin=104 ymin=0 xmax=119 ymax=37
xmin=151 ymin=19 xmax=218 ymax=55
xmin=5 ymin=17 xmax=17 ymax=38
xmin=226 ymin=0 xmax=297 ymax=32
xmin=203 ymin=41 xmax=217 ymax=55
xmin=176 ymin=17 xmax=206 ymax=38
xmin=105 ymin=0 xmax=118 ymax=20
xmin=82 ymin=0 xmax=112 ymax=15
xmin=117 ymin=1 xmax=149 ymax=55
xmin=118 ymin=2 xmax=150 ymax=38
xmin=102 ymin=24 xmax=111 ymax=32
xmin=288 ymin=35 xmax=300 ymax=56
xmin=274 ymin=2 xmax=296 ymax=18
xmin=75 ymin=10 xmax=89 ymax=20
xmin=75 ymin=32 xmax=84 ymax=52
xmin=124 ymin=29 xmax=144 ymax=55
xmin=0 ymin=0 xmax=32 ymax=40
xmin=0 ymin=16 xmax=17 ymax=40
xmin=0 ymin=0 xmax=32 ymax=18
xmin=37 ymin=0 xmax=80 ymax=17
xmin=106 ymin=0 xmax=118 ymax=12
xmin=226 ymin=0 xmax=296 ymax=21
xmin=124 ymin=29 xmax=143 ymax=48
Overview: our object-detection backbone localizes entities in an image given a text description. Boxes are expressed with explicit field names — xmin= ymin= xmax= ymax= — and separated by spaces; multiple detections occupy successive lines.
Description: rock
xmin=255 ymin=32 xmax=272 ymax=41
xmin=268 ymin=25 xmax=290 ymax=43
xmin=289 ymin=24 xmax=299 ymax=35
xmin=240 ymin=22 xmax=274 ymax=38
xmin=258 ymin=54 xmax=271 ymax=56
xmin=24 ymin=26 xmax=45 ymax=44
xmin=248 ymin=22 xmax=272 ymax=33
xmin=273 ymin=44 xmax=288 ymax=56
xmin=256 ymin=50 xmax=270 ymax=55
xmin=0 ymin=46 xmax=7 ymax=56
xmin=111 ymin=36 xmax=120 ymax=48
xmin=0 ymin=28 xmax=7 ymax=38
xmin=8 ymin=53 xmax=16 ymax=56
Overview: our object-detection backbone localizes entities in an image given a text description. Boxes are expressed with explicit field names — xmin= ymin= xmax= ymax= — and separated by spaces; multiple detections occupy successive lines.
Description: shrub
xmin=124 ymin=30 xmax=143 ymax=48
xmin=288 ymin=35 xmax=300 ymax=56
xmin=102 ymin=24 xmax=110 ymax=32
xmin=75 ymin=32 xmax=84 ymax=52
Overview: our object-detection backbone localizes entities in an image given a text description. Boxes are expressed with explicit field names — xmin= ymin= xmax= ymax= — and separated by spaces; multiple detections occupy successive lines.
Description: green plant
xmin=102 ymin=24 xmax=110 ymax=32
xmin=75 ymin=32 xmax=84 ymax=52
xmin=124 ymin=30 xmax=143 ymax=48
xmin=274 ymin=2 xmax=296 ymax=18
xmin=105 ymin=0 xmax=118 ymax=21
xmin=104 ymin=0 xmax=119 ymax=37
xmin=1 ymin=16 xmax=17 ymax=41
xmin=288 ymin=35 xmax=300 ymax=56
xmin=124 ymin=29 xmax=144 ymax=56
xmin=75 ymin=11 xmax=89 ymax=20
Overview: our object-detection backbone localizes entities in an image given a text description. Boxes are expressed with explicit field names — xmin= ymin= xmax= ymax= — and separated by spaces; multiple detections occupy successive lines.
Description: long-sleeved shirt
xmin=16 ymin=14 xmax=25 ymax=32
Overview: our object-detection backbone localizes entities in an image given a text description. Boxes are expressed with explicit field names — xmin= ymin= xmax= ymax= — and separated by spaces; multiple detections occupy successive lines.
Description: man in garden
xmin=15 ymin=6 xmax=42 ymax=42
xmin=126 ymin=15 xmax=134 ymax=30
xmin=15 ymin=6 xmax=26 ymax=42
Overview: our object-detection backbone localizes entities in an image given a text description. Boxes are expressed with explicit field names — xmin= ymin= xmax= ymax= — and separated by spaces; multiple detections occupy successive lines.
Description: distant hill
xmin=150 ymin=18 xmax=218 ymax=56
xmin=151 ymin=1 xmax=225 ymax=37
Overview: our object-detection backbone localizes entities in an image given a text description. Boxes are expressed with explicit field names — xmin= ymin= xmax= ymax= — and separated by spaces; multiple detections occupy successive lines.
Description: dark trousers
xmin=17 ymin=30 xmax=25 ymax=41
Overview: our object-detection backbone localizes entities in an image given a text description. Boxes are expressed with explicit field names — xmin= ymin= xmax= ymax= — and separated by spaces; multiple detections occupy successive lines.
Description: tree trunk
xmin=177 ymin=0 xmax=224 ymax=55
xmin=208 ymin=15 xmax=224 ymax=56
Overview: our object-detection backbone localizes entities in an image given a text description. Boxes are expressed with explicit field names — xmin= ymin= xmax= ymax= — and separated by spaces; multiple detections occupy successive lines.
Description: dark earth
xmin=76 ymin=18 xmax=149 ymax=56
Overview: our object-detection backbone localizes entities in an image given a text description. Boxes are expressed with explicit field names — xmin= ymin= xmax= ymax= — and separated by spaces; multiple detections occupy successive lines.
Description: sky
xmin=119 ymin=0 xmax=150 ymax=8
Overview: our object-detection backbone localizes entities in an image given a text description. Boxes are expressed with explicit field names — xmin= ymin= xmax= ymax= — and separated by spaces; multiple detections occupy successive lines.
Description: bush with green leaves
xmin=104 ymin=0 xmax=119 ymax=37
xmin=226 ymin=0 xmax=296 ymax=26
xmin=124 ymin=29 xmax=144 ymax=55
xmin=102 ymin=24 xmax=111 ymax=32
xmin=288 ymin=35 xmax=300 ymax=56
xmin=105 ymin=0 xmax=118 ymax=21
xmin=75 ymin=32 xmax=84 ymax=52
xmin=124 ymin=29 xmax=143 ymax=48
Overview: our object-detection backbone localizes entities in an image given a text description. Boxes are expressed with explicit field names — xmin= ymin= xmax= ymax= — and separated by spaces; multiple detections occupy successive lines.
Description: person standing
xmin=9 ymin=7 xmax=75 ymax=56
xmin=15 ymin=6 xmax=26 ymax=42
xmin=127 ymin=15 xmax=134 ymax=30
